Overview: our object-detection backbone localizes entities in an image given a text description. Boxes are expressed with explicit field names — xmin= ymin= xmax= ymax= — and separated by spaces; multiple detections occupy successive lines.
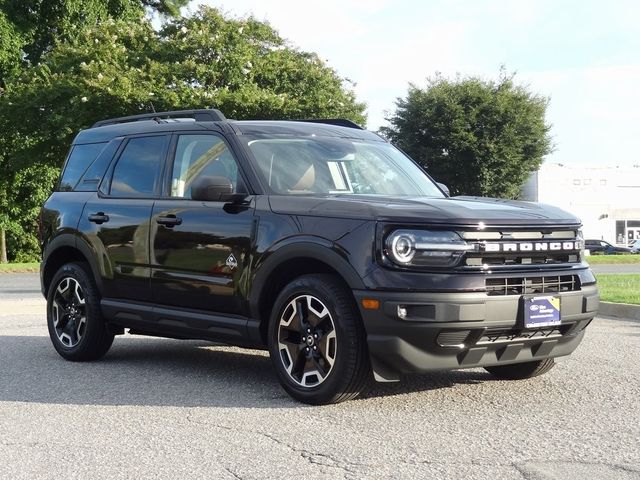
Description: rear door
xmin=79 ymin=134 xmax=169 ymax=302
xmin=150 ymin=132 xmax=255 ymax=316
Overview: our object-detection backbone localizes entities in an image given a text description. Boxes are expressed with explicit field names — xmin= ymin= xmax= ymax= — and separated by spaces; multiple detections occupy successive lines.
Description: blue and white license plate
xmin=524 ymin=296 xmax=561 ymax=328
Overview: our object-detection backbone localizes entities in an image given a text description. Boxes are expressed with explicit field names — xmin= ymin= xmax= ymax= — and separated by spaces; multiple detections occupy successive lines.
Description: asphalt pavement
xmin=0 ymin=273 xmax=639 ymax=480
xmin=0 ymin=273 xmax=42 ymax=299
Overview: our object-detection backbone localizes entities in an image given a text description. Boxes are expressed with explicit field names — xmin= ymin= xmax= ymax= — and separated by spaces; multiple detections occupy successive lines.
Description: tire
xmin=484 ymin=358 xmax=555 ymax=380
xmin=267 ymin=274 xmax=370 ymax=405
xmin=46 ymin=262 xmax=114 ymax=361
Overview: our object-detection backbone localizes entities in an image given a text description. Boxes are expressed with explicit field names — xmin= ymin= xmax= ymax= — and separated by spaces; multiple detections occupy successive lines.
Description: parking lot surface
xmin=0 ymin=274 xmax=639 ymax=479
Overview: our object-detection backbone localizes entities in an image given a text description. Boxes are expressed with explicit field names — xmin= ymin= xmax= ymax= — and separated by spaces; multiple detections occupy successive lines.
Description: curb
xmin=598 ymin=302 xmax=640 ymax=322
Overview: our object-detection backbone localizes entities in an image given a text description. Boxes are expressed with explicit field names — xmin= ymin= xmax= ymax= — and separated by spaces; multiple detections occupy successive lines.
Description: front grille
xmin=485 ymin=275 xmax=580 ymax=296
xmin=460 ymin=229 xmax=582 ymax=269
xmin=477 ymin=325 xmax=572 ymax=344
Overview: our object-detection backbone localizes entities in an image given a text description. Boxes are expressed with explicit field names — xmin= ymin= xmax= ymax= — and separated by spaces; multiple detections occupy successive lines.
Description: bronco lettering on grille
xmin=481 ymin=241 xmax=582 ymax=253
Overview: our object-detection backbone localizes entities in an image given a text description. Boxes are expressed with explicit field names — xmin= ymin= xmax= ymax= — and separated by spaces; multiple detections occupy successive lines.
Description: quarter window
xmin=59 ymin=143 xmax=107 ymax=191
xmin=171 ymin=134 xmax=239 ymax=198
xmin=110 ymin=136 xmax=167 ymax=197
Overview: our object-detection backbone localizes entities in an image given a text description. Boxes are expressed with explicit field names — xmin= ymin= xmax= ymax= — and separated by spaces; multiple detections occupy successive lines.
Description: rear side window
xmin=110 ymin=136 xmax=168 ymax=197
xmin=59 ymin=143 xmax=107 ymax=191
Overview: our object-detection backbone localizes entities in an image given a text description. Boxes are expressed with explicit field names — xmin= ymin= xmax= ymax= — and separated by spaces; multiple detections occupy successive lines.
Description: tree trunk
xmin=0 ymin=228 xmax=7 ymax=263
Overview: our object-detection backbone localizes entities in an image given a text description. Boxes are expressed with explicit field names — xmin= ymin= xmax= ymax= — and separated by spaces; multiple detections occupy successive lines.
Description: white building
xmin=521 ymin=163 xmax=640 ymax=245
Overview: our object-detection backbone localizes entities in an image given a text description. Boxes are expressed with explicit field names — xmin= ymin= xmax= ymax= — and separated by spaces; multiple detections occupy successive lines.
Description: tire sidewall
xmin=267 ymin=275 xmax=362 ymax=403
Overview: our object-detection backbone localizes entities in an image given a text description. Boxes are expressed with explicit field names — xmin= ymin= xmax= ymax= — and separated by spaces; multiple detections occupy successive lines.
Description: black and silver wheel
xmin=277 ymin=294 xmax=338 ymax=388
xmin=47 ymin=262 xmax=114 ymax=361
xmin=485 ymin=358 xmax=555 ymax=380
xmin=268 ymin=274 xmax=370 ymax=404
xmin=51 ymin=277 xmax=87 ymax=348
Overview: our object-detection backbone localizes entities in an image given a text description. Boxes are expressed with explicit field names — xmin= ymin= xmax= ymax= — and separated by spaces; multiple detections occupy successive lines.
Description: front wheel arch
xmin=249 ymin=242 xmax=366 ymax=344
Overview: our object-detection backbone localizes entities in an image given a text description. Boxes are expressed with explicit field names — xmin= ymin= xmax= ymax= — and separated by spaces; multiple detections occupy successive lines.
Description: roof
xmin=231 ymin=121 xmax=383 ymax=141
xmin=73 ymin=119 xmax=383 ymax=145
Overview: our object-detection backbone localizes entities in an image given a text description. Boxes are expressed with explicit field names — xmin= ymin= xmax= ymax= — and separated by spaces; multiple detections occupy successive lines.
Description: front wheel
xmin=47 ymin=262 xmax=114 ymax=361
xmin=484 ymin=358 xmax=555 ymax=380
xmin=267 ymin=274 xmax=370 ymax=405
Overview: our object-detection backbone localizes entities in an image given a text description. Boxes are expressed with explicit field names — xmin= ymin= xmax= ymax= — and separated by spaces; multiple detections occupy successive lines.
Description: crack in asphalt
xmin=222 ymin=466 xmax=243 ymax=480
xmin=184 ymin=413 xmax=365 ymax=478
xmin=183 ymin=413 xmax=640 ymax=479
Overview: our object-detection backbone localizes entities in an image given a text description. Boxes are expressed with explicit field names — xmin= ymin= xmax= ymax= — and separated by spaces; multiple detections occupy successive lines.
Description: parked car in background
xmin=629 ymin=239 xmax=640 ymax=253
xmin=585 ymin=239 xmax=633 ymax=254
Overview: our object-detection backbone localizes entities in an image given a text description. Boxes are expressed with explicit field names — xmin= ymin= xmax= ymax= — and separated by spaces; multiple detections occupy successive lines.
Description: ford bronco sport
xmin=40 ymin=109 xmax=599 ymax=404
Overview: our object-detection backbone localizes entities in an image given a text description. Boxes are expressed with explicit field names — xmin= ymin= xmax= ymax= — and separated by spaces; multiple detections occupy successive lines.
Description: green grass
xmin=587 ymin=254 xmax=640 ymax=264
xmin=595 ymin=273 xmax=640 ymax=305
xmin=0 ymin=262 xmax=40 ymax=273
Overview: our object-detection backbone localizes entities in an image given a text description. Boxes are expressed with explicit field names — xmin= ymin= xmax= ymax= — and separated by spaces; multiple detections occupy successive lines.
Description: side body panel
xmin=77 ymin=196 xmax=155 ymax=302
xmin=150 ymin=198 xmax=256 ymax=315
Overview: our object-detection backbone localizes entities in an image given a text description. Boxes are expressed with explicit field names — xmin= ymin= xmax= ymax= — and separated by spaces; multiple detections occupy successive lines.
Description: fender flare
xmin=248 ymin=240 xmax=365 ymax=320
xmin=42 ymin=233 xmax=104 ymax=295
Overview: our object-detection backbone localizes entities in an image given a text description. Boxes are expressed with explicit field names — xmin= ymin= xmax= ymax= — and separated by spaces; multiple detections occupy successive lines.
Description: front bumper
xmin=354 ymin=284 xmax=599 ymax=382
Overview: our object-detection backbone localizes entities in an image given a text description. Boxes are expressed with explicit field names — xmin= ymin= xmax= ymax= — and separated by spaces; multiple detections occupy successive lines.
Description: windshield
xmin=245 ymin=136 xmax=444 ymax=197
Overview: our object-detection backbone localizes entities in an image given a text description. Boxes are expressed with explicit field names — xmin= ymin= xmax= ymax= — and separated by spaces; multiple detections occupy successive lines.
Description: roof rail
xmin=298 ymin=119 xmax=364 ymax=130
xmin=92 ymin=109 xmax=227 ymax=128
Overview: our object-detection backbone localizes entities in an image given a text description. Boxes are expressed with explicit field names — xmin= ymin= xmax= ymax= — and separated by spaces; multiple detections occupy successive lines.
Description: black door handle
xmin=88 ymin=212 xmax=109 ymax=224
xmin=156 ymin=215 xmax=182 ymax=227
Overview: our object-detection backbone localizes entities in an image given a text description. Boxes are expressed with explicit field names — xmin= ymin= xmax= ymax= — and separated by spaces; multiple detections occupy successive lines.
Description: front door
xmin=150 ymin=133 xmax=255 ymax=316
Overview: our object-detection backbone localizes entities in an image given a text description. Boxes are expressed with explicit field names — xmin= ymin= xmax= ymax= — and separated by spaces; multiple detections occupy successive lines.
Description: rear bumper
xmin=354 ymin=284 xmax=599 ymax=382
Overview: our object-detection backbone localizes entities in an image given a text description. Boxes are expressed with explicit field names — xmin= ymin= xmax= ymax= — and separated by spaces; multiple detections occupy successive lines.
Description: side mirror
xmin=191 ymin=176 xmax=236 ymax=202
xmin=436 ymin=182 xmax=450 ymax=196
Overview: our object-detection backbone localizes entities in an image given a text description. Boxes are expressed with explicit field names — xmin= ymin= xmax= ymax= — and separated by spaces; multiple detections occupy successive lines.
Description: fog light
xmin=397 ymin=305 xmax=407 ymax=319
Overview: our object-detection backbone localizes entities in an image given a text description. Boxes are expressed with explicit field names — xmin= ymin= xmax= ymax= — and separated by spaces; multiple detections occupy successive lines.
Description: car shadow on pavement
xmin=0 ymin=335 xmax=492 ymax=408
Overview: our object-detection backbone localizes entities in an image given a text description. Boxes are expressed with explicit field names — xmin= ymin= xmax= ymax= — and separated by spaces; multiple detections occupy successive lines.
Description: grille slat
xmin=477 ymin=325 xmax=569 ymax=344
xmin=485 ymin=275 xmax=580 ymax=296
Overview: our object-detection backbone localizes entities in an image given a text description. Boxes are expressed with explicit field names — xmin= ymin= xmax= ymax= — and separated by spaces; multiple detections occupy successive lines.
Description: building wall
xmin=521 ymin=163 xmax=640 ymax=245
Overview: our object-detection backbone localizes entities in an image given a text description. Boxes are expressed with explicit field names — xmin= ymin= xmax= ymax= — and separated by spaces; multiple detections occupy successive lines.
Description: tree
xmin=0 ymin=0 xmax=189 ymax=84
xmin=0 ymin=6 xmax=366 ymax=261
xmin=381 ymin=72 xmax=552 ymax=199
xmin=0 ymin=0 xmax=189 ymax=262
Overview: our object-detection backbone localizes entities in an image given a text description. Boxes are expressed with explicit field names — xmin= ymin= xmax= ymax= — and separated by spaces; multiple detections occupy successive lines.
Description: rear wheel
xmin=484 ymin=358 xmax=555 ymax=380
xmin=47 ymin=262 xmax=114 ymax=361
xmin=268 ymin=274 xmax=370 ymax=405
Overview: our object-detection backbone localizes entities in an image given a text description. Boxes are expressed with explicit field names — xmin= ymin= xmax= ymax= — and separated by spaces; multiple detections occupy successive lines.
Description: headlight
xmin=384 ymin=229 xmax=474 ymax=268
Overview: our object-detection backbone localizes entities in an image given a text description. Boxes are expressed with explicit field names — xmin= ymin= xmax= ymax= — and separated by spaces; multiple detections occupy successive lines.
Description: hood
xmin=268 ymin=194 xmax=581 ymax=227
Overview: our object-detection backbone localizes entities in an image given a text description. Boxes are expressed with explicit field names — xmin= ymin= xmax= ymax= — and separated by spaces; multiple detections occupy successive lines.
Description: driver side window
xmin=171 ymin=134 xmax=240 ymax=198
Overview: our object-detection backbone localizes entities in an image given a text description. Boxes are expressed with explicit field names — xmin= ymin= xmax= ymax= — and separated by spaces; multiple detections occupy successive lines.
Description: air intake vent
xmin=485 ymin=275 xmax=580 ymax=296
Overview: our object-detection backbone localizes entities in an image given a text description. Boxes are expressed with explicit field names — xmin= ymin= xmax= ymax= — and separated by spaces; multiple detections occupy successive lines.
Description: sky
xmin=188 ymin=0 xmax=640 ymax=166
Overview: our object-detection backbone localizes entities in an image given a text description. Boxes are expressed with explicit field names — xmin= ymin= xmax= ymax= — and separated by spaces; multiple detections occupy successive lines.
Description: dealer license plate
xmin=524 ymin=296 xmax=561 ymax=328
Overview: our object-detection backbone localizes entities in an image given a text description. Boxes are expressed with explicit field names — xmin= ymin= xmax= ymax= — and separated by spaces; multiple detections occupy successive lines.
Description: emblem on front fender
xmin=226 ymin=253 xmax=238 ymax=270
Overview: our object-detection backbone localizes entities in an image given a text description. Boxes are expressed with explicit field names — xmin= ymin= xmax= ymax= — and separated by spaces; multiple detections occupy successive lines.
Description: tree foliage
xmin=0 ymin=0 xmax=188 ymax=85
xmin=381 ymin=72 xmax=553 ymax=199
xmin=0 ymin=6 xmax=365 ymax=261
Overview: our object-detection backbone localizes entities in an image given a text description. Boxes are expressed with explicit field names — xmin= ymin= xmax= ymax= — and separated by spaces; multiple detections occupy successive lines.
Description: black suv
xmin=40 ymin=109 xmax=599 ymax=404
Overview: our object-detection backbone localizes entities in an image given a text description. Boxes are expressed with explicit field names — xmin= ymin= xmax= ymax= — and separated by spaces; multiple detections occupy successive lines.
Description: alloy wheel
xmin=277 ymin=294 xmax=337 ymax=387
xmin=51 ymin=277 xmax=87 ymax=348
